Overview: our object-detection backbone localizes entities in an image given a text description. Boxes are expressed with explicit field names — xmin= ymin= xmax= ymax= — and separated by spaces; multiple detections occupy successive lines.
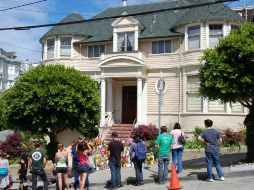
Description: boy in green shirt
xmin=155 ymin=126 xmax=174 ymax=184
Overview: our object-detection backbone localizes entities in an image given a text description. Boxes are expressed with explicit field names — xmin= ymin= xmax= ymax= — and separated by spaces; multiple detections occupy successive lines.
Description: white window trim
xmin=185 ymin=23 xmax=202 ymax=51
xmin=207 ymin=22 xmax=225 ymax=48
xmin=59 ymin=36 xmax=72 ymax=58
xmin=0 ymin=61 xmax=3 ymax=72
xmin=151 ymin=39 xmax=172 ymax=55
xmin=46 ymin=38 xmax=55 ymax=60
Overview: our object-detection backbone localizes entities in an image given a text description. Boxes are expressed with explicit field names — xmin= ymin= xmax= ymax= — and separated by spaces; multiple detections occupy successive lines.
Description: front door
xmin=122 ymin=86 xmax=137 ymax=124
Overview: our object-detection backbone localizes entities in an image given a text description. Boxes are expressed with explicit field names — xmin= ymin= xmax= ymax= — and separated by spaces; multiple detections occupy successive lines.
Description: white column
xmin=226 ymin=102 xmax=231 ymax=113
xmin=134 ymin=26 xmax=139 ymax=51
xmin=107 ymin=79 xmax=113 ymax=113
xmin=100 ymin=78 xmax=106 ymax=127
xmin=137 ymin=78 xmax=142 ymax=124
xmin=182 ymin=68 xmax=187 ymax=113
xmin=142 ymin=79 xmax=147 ymax=124
xmin=113 ymin=29 xmax=118 ymax=52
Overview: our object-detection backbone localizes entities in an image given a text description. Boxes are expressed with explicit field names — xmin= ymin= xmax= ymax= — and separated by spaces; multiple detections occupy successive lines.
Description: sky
xmin=0 ymin=0 xmax=253 ymax=63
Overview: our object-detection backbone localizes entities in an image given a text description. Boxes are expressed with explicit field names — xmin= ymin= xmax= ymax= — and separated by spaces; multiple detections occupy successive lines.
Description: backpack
xmin=0 ymin=167 xmax=8 ymax=176
xmin=178 ymin=132 xmax=186 ymax=145
xmin=134 ymin=142 xmax=147 ymax=161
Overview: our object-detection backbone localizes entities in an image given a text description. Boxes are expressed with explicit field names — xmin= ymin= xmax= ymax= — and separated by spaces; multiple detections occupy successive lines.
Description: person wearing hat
xmin=108 ymin=131 xmax=124 ymax=190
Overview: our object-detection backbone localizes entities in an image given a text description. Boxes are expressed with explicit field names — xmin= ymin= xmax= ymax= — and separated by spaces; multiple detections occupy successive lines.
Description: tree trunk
xmin=46 ymin=131 xmax=58 ymax=161
xmin=244 ymin=106 xmax=254 ymax=162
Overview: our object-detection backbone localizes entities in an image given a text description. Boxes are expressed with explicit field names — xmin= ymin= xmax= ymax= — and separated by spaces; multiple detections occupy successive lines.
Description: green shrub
xmin=193 ymin=127 xmax=205 ymax=140
xmin=146 ymin=140 xmax=158 ymax=159
xmin=185 ymin=139 xmax=204 ymax=150
xmin=221 ymin=128 xmax=246 ymax=149
xmin=20 ymin=132 xmax=47 ymax=153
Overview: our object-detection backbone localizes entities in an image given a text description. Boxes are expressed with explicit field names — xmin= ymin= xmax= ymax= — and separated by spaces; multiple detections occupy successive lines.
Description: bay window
xmin=188 ymin=25 xmax=200 ymax=50
xmin=47 ymin=38 xmax=55 ymax=59
xmin=209 ymin=24 xmax=223 ymax=48
xmin=60 ymin=37 xmax=72 ymax=57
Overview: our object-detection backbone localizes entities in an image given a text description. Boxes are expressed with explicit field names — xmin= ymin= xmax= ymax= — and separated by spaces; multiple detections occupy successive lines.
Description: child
xmin=17 ymin=153 xmax=29 ymax=190
xmin=44 ymin=160 xmax=56 ymax=185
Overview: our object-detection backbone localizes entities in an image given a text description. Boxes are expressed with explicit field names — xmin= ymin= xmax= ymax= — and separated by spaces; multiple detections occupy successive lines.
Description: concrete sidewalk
xmin=9 ymin=147 xmax=250 ymax=189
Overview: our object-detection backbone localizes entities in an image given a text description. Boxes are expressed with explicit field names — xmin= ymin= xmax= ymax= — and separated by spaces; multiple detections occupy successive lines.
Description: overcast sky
xmin=0 ymin=0 xmax=252 ymax=63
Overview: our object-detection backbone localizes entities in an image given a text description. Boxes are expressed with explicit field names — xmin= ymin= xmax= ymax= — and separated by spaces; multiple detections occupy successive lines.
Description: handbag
xmin=178 ymin=131 xmax=186 ymax=145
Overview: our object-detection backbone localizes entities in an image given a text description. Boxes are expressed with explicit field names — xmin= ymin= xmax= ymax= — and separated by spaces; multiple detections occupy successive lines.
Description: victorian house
xmin=40 ymin=0 xmax=245 ymax=137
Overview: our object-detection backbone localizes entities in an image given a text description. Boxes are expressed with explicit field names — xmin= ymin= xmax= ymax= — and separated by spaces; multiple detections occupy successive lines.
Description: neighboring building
xmin=233 ymin=5 xmax=254 ymax=22
xmin=40 ymin=0 xmax=245 ymax=131
xmin=0 ymin=48 xmax=21 ymax=90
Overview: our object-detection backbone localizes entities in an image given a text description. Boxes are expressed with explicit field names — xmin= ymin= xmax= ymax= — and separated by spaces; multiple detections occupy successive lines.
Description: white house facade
xmin=40 ymin=0 xmax=245 ymax=131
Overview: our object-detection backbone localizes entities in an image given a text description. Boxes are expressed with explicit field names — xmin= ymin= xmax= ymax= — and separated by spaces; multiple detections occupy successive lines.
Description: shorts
xmin=55 ymin=167 xmax=68 ymax=173
xmin=78 ymin=164 xmax=89 ymax=173
xmin=19 ymin=175 xmax=27 ymax=184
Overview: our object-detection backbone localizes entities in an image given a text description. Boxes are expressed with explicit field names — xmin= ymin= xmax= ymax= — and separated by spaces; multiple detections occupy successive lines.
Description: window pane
xmin=231 ymin=25 xmax=239 ymax=31
xmin=231 ymin=102 xmax=244 ymax=113
xmin=94 ymin=45 xmax=100 ymax=57
xmin=60 ymin=37 xmax=71 ymax=57
xmin=188 ymin=36 xmax=200 ymax=50
xmin=209 ymin=35 xmax=222 ymax=48
xmin=165 ymin=40 xmax=171 ymax=53
xmin=47 ymin=39 xmax=54 ymax=59
xmin=100 ymin=45 xmax=105 ymax=54
xmin=152 ymin=41 xmax=158 ymax=54
xmin=187 ymin=94 xmax=202 ymax=111
xmin=88 ymin=46 xmax=93 ymax=58
xmin=209 ymin=24 xmax=223 ymax=35
xmin=209 ymin=100 xmax=225 ymax=112
xmin=158 ymin=41 xmax=164 ymax=53
xmin=118 ymin=33 xmax=125 ymax=52
xmin=188 ymin=25 xmax=200 ymax=50
xmin=127 ymin=32 xmax=134 ymax=51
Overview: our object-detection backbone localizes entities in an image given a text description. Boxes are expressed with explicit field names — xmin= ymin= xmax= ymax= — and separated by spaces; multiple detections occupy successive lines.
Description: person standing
xmin=108 ymin=131 xmax=124 ymax=190
xmin=17 ymin=153 xmax=29 ymax=190
xmin=28 ymin=142 xmax=48 ymax=190
xmin=198 ymin=119 xmax=224 ymax=182
xmin=129 ymin=132 xmax=147 ymax=186
xmin=0 ymin=152 xmax=10 ymax=190
xmin=55 ymin=143 xmax=69 ymax=190
xmin=155 ymin=126 xmax=174 ymax=184
xmin=170 ymin=123 xmax=185 ymax=174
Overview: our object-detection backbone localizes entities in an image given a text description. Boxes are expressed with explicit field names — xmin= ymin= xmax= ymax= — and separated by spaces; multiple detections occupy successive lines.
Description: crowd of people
xmin=0 ymin=119 xmax=225 ymax=190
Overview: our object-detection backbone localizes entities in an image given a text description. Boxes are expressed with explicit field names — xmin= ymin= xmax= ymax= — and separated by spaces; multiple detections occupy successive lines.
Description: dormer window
xmin=209 ymin=24 xmax=223 ymax=48
xmin=188 ymin=25 xmax=200 ymax=50
xmin=88 ymin=45 xmax=105 ymax=58
xmin=47 ymin=38 xmax=55 ymax=59
xmin=117 ymin=32 xmax=134 ymax=52
xmin=60 ymin=37 xmax=71 ymax=57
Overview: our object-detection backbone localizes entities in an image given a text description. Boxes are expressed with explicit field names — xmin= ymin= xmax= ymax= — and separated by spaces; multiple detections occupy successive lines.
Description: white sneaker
xmin=206 ymin=178 xmax=214 ymax=182
xmin=220 ymin=176 xmax=225 ymax=181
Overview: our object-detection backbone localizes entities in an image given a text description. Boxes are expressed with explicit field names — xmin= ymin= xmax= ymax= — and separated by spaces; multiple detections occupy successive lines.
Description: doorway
xmin=122 ymin=86 xmax=137 ymax=124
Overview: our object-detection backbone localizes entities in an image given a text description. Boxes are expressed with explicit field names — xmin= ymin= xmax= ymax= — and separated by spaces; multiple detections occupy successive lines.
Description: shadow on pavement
xmin=182 ymin=152 xmax=246 ymax=169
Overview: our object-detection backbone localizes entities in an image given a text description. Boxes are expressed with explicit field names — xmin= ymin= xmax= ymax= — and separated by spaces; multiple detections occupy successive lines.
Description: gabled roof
xmin=40 ymin=0 xmax=243 ymax=44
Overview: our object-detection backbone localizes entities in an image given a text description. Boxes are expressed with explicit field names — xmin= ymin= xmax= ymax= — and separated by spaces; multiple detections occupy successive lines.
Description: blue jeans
xmin=158 ymin=156 xmax=169 ymax=183
xmin=205 ymin=152 xmax=224 ymax=179
xmin=133 ymin=160 xmax=143 ymax=183
xmin=172 ymin=147 xmax=184 ymax=174
xmin=108 ymin=161 xmax=121 ymax=188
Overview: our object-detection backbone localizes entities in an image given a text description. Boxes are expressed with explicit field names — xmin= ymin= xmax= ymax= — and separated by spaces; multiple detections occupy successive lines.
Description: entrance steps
xmin=105 ymin=124 xmax=134 ymax=143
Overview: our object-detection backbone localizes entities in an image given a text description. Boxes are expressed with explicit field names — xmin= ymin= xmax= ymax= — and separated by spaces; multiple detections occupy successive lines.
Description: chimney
xmin=122 ymin=0 xmax=127 ymax=6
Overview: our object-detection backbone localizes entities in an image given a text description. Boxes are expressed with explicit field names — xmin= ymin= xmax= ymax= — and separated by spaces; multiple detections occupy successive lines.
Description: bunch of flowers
xmin=146 ymin=152 xmax=155 ymax=165
xmin=94 ymin=141 xmax=109 ymax=170
xmin=122 ymin=143 xmax=131 ymax=168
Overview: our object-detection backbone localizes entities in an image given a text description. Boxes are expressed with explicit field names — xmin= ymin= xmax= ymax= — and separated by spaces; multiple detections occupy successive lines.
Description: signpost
xmin=156 ymin=72 xmax=166 ymax=134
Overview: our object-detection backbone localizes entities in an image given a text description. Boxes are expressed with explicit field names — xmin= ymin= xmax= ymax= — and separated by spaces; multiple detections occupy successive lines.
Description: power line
xmin=0 ymin=0 xmax=47 ymax=12
xmin=0 ymin=0 xmax=237 ymax=31
xmin=0 ymin=41 xmax=42 ymax=54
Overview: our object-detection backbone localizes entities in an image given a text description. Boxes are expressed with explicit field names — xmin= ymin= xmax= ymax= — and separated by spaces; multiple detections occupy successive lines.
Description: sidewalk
xmin=9 ymin=147 xmax=249 ymax=189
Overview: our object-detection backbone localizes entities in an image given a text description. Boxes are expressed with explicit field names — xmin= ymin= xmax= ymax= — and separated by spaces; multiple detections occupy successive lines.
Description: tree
xmin=2 ymin=65 xmax=100 ymax=157
xmin=200 ymin=23 xmax=254 ymax=161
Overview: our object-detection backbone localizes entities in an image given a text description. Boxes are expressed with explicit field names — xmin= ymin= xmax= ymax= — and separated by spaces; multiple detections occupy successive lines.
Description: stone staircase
xmin=105 ymin=124 xmax=134 ymax=143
